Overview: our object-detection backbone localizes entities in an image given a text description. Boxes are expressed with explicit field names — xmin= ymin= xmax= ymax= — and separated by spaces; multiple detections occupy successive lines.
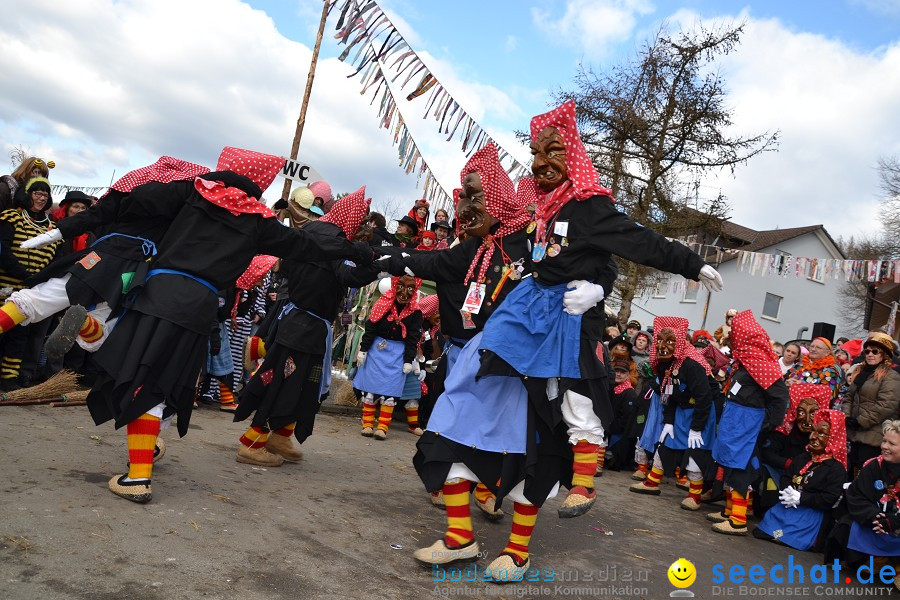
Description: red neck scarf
xmin=730 ymin=310 xmax=782 ymax=389
xmin=776 ymin=383 xmax=832 ymax=434
xmin=460 ymin=144 xmax=531 ymax=285
xmin=614 ymin=381 xmax=634 ymax=395
xmin=529 ymin=100 xmax=613 ymax=242
xmin=369 ymin=276 xmax=422 ymax=338
xmin=318 ymin=185 xmax=371 ymax=240
xmin=802 ymin=409 xmax=847 ymax=470
xmin=194 ymin=147 xmax=284 ymax=218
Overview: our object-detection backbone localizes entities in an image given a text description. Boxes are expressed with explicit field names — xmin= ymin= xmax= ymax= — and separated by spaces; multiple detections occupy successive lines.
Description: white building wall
xmin=622 ymin=233 xmax=851 ymax=343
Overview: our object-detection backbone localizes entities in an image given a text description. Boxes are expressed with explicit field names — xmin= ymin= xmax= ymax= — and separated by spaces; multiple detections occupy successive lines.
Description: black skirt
xmin=233 ymin=343 xmax=323 ymax=443
xmin=87 ymin=309 xmax=208 ymax=436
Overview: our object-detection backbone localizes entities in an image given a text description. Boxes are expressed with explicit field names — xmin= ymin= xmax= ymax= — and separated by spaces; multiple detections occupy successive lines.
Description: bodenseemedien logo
xmin=668 ymin=558 xmax=696 ymax=597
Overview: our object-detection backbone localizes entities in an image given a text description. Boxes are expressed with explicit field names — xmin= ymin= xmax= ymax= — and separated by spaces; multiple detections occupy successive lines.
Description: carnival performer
xmin=1 ymin=155 xmax=54 ymax=210
xmin=707 ymin=310 xmax=789 ymax=535
xmin=407 ymin=145 xmax=540 ymax=577
xmin=225 ymin=256 xmax=275 ymax=391
xmin=754 ymin=383 xmax=831 ymax=513
xmin=234 ymin=188 xmax=381 ymax=465
xmin=629 ymin=317 xmax=718 ymax=511
xmin=70 ymin=147 xmax=372 ymax=503
xmin=478 ymin=100 xmax=723 ymax=522
xmin=416 ymin=293 xmax=441 ymax=433
xmin=785 ymin=337 xmax=843 ymax=403
xmin=753 ymin=409 xmax=847 ymax=551
xmin=714 ymin=308 xmax=737 ymax=349
xmin=4 ymin=157 xmax=210 ymax=360
xmin=354 ymin=275 xmax=424 ymax=441
xmin=0 ymin=177 xmax=62 ymax=389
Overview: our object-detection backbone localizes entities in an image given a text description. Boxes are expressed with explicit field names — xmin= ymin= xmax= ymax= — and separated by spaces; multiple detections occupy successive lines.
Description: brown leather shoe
xmin=236 ymin=445 xmax=284 ymax=467
xmin=266 ymin=433 xmax=302 ymax=462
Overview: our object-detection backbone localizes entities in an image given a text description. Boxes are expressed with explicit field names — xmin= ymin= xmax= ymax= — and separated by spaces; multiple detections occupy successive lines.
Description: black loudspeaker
xmin=810 ymin=322 xmax=836 ymax=343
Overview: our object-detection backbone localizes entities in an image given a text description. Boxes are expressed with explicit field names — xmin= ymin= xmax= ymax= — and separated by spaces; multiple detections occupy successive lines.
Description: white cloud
xmin=691 ymin=14 xmax=900 ymax=241
xmin=531 ymin=0 xmax=655 ymax=59
xmin=504 ymin=35 xmax=519 ymax=52
xmin=0 ymin=0 xmax=529 ymax=217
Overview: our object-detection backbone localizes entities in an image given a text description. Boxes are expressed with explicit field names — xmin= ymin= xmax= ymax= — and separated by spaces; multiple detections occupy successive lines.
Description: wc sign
xmin=280 ymin=158 xmax=323 ymax=185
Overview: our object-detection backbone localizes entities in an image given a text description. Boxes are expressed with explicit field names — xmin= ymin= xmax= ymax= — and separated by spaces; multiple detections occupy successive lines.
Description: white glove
xmin=562 ymin=280 xmax=605 ymax=316
xmin=356 ymin=351 xmax=367 ymax=366
xmin=779 ymin=486 xmax=801 ymax=508
xmin=659 ymin=424 xmax=674 ymax=444
xmin=402 ymin=362 xmax=413 ymax=374
xmin=417 ymin=369 xmax=426 ymax=382
xmin=687 ymin=430 xmax=704 ymax=449
xmin=699 ymin=265 xmax=723 ymax=292
xmin=20 ymin=228 xmax=63 ymax=249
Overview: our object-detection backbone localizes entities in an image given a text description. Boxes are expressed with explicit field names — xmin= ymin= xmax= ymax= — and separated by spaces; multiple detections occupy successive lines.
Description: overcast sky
xmin=1 ymin=0 xmax=898 ymax=244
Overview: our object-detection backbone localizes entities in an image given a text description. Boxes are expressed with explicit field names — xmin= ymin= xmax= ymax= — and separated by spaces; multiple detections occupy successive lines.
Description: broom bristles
xmin=3 ymin=370 xmax=81 ymax=401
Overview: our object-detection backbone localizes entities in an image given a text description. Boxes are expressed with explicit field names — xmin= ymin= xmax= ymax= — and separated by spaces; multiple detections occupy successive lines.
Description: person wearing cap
xmin=53 ymin=191 xmax=94 ymax=255
xmin=407 ymin=198 xmax=430 ymax=242
xmin=273 ymin=186 xmax=320 ymax=228
xmin=604 ymin=359 xmax=641 ymax=474
xmin=394 ymin=215 xmax=419 ymax=248
xmin=0 ymin=177 xmax=62 ymax=389
xmin=714 ymin=308 xmax=737 ymax=349
xmin=785 ymin=337 xmax=843 ymax=403
xmin=843 ymin=332 xmax=900 ymax=476
xmin=417 ymin=230 xmax=437 ymax=250
xmin=431 ymin=219 xmax=453 ymax=250
xmin=625 ymin=320 xmax=641 ymax=341
xmin=308 ymin=180 xmax=334 ymax=213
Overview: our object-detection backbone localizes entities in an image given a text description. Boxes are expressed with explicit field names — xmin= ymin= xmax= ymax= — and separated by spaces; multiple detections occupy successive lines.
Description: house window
xmin=682 ymin=280 xmax=699 ymax=303
xmin=762 ymin=292 xmax=782 ymax=320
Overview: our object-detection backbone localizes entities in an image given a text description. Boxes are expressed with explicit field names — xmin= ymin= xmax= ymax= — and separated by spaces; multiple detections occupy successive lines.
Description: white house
xmin=623 ymin=219 xmax=849 ymax=344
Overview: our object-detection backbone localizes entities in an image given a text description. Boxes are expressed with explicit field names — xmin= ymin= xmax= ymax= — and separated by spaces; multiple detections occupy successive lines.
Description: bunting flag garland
xmin=331 ymin=0 xmax=531 ymax=213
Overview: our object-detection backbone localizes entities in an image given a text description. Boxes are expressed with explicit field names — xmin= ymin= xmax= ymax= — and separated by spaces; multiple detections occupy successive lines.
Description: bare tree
xmin=370 ymin=195 xmax=404 ymax=231
xmin=877 ymin=155 xmax=900 ymax=258
xmin=554 ymin=22 xmax=779 ymax=323
xmin=835 ymin=234 xmax=894 ymax=335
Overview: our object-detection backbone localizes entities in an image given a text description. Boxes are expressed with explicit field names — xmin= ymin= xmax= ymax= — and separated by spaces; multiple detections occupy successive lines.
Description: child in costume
xmin=354 ymin=275 xmax=424 ymax=441
xmin=225 ymin=255 xmax=276 ymax=392
xmin=629 ymin=316 xmax=717 ymax=512
xmin=754 ymin=409 xmax=846 ymax=551
xmin=478 ymin=100 xmax=723 ymax=524
xmin=234 ymin=187 xmax=381 ymax=465
xmin=707 ymin=310 xmax=789 ymax=535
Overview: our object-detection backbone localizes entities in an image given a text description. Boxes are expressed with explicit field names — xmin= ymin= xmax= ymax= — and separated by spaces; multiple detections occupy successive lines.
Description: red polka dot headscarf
xmin=369 ymin=276 xmax=422 ymax=338
xmin=318 ymin=185 xmax=371 ymax=240
xmin=108 ymin=156 xmax=210 ymax=195
xmin=515 ymin=177 xmax=540 ymax=209
xmin=809 ymin=409 xmax=848 ymax=470
xmin=777 ymin=383 xmax=832 ymax=434
xmin=236 ymin=255 xmax=278 ymax=290
xmin=529 ymin=100 xmax=612 ymax=202
xmin=650 ymin=315 xmax=712 ymax=376
xmin=730 ymin=310 xmax=783 ymax=389
xmin=193 ymin=147 xmax=285 ymax=218
xmin=418 ymin=293 xmax=440 ymax=342
xmin=459 ymin=143 xmax=531 ymax=285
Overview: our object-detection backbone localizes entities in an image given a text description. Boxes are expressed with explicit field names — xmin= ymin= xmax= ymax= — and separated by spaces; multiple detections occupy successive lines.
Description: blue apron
xmin=428 ymin=332 xmax=528 ymax=454
xmin=713 ymin=403 xmax=766 ymax=469
xmin=758 ymin=503 xmax=823 ymax=551
xmin=479 ymin=277 xmax=582 ymax=379
xmin=280 ymin=303 xmax=333 ymax=398
xmin=848 ymin=521 xmax=900 ymax=557
xmin=206 ymin=321 xmax=233 ymax=377
xmin=663 ymin=403 xmax=717 ymax=451
xmin=352 ymin=337 xmax=406 ymax=398
xmin=400 ymin=372 xmax=421 ymax=400
xmin=639 ymin=390 xmax=664 ymax=453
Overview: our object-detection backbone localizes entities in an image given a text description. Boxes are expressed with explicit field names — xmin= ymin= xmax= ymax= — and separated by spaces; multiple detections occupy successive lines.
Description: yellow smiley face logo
xmin=668 ymin=558 xmax=696 ymax=588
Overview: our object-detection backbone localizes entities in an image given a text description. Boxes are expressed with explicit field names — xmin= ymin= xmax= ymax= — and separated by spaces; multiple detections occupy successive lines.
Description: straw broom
xmin=0 ymin=370 xmax=86 ymax=405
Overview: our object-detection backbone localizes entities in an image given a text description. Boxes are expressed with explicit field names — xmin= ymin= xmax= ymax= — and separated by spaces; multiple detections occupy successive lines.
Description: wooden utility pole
xmin=280 ymin=0 xmax=330 ymax=201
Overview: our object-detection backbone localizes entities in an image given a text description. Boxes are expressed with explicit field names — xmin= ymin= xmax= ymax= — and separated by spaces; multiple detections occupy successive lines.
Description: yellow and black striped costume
xmin=0 ymin=208 xmax=60 ymax=290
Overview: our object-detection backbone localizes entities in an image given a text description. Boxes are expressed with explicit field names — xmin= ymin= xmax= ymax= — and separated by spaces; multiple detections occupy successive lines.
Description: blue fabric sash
xmin=91 ymin=232 xmax=158 ymax=256
xmin=146 ymin=268 xmax=216 ymax=294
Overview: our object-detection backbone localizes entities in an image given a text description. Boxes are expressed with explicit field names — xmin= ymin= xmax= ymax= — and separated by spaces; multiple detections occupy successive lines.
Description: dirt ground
xmin=0 ymin=403 xmax=886 ymax=600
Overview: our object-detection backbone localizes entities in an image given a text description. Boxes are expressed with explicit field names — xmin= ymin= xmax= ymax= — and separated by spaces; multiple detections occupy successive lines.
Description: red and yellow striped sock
xmin=644 ymin=466 xmax=664 ymax=488
xmin=406 ymin=405 xmax=419 ymax=428
xmin=247 ymin=337 xmax=267 ymax=362
xmin=724 ymin=490 xmax=734 ymax=517
xmin=0 ymin=302 xmax=26 ymax=333
xmin=274 ymin=422 xmax=296 ymax=437
xmin=730 ymin=490 xmax=748 ymax=526
xmin=596 ymin=447 xmax=607 ymax=469
xmin=361 ymin=404 xmax=376 ymax=429
xmin=688 ymin=479 xmax=703 ymax=502
xmin=572 ymin=439 xmax=599 ymax=488
xmin=79 ymin=315 xmax=103 ymax=343
xmin=443 ymin=479 xmax=474 ymax=548
xmin=239 ymin=426 xmax=269 ymax=449
xmin=219 ymin=381 xmax=236 ymax=406
xmin=126 ymin=413 xmax=161 ymax=480
xmin=637 ymin=463 xmax=648 ymax=475
xmin=376 ymin=403 xmax=395 ymax=432
xmin=474 ymin=482 xmax=493 ymax=504
xmin=501 ymin=502 xmax=538 ymax=565
xmin=746 ymin=491 xmax=754 ymax=516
